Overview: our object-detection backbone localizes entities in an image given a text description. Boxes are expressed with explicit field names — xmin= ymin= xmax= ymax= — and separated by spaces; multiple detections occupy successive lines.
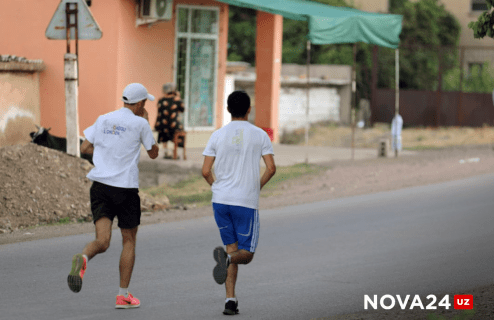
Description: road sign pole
xmin=64 ymin=3 xmax=80 ymax=157
xmin=45 ymin=0 xmax=102 ymax=157
xmin=64 ymin=53 xmax=80 ymax=157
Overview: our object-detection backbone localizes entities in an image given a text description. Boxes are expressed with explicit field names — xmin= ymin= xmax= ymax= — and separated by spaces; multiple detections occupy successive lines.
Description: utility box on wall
xmin=0 ymin=56 xmax=45 ymax=148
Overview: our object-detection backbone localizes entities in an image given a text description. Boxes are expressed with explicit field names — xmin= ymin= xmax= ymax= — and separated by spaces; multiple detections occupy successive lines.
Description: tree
xmin=227 ymin=6 xmax=257 ymax=64
xmin=468 ymin=0 xmax=494 ymax=39
xmin=383 ymin=0 xmax=461 ymax=90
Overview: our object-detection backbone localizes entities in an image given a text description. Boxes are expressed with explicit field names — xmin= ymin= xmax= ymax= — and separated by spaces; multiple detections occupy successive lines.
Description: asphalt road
xmin=1 ymin=173 xmax=494 ymax=320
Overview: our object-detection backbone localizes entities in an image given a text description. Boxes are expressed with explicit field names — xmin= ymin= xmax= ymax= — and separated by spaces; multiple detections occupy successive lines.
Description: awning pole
xmin=395 ymin=49 xmax=399 ymax=117
xmin=305 ymin=40 xmax=311 ymax=164
xmin=395 ymin=48 xmax=399 ymax=158
xmin=351 ymin=43 xmax=357 ymax=160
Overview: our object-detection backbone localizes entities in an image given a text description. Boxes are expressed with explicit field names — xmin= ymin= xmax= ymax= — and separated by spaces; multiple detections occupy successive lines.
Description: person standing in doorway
xmin=202 ymin=91 xmax=276 ymax=315
xmin=67 ymin=83 xmax=159 ymax=309
xmin=154 ymin=83 xmax=185 ymax=159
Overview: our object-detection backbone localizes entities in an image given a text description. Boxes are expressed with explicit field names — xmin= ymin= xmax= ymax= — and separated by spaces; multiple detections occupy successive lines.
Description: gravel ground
xmin=1 ymin=144 xmax=494 ymax=319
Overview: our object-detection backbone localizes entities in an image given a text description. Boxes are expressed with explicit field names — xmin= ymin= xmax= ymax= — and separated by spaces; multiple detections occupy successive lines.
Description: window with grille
xmin=472 ymin=0 xmax=488 ymax=11
xmin=468 ymin=62 xmax=484 ymax=76
xmin=175 ymin=5 xmax=219 ymax=129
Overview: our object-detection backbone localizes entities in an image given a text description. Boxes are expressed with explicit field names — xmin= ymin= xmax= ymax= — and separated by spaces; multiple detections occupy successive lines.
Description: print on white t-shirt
xmin=84 ymin=108 xmax=156 ymax=189
xmin=203 ymin=121 xmax=274 ymax=209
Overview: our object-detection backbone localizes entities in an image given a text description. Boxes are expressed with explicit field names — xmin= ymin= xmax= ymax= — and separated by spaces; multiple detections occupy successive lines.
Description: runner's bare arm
xmin=260 ymin=154 xmax=276 ymax=190
xmin=80 ymin=139 xmax=94 ymax=154
xmin=147 ymin=144 xmax=159 ymax=159
xmin=202 ymin=156 xmax=216 ymax=186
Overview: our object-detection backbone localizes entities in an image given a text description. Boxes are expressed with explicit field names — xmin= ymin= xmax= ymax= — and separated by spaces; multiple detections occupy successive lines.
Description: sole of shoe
xmin=67 ymin=254 xmax=83 ymax=293
xmin=222 ymin=309 xmax=239 ymax=315
xmin=115 ymin=303 xmax=141 ymax=309
xmin=213 ymin=247 xmax=227 ymax=284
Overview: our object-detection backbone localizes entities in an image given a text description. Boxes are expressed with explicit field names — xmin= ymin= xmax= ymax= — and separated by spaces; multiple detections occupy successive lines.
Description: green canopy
xmin=215 ymin=0 xmax=403 ymax=48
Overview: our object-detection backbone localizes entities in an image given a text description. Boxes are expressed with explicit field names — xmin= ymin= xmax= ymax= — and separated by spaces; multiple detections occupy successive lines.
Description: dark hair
xmin=124 ymin=99 xmax=146 ymax=106
xmin=227 ymin=91 xmax=250 ymax=118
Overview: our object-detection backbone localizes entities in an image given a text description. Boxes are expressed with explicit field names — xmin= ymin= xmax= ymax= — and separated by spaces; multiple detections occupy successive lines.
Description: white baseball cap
xmin=121 ymin=83 xmax=155 ymax=104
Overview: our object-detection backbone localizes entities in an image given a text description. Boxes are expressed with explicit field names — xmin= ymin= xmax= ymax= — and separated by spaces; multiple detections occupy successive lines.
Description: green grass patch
xmin=167 ymin=192 xmax=213 ymax=206
xmin=141 ymin=174 xmax=212 ymax=207
xmin=38 ymin=217 xmax=88 ymax=228
xmin=427 ymin=308 xmax=476 ymax=320
xmin=261 ymin=163 xmax=326 ymax=193
xmin=141 ymin=163 xmax=327 ymax=205
xmin=403 ymin=145 xmax=444 ymax=151
xmin=45 ymin=216 xmax=75 ymax=226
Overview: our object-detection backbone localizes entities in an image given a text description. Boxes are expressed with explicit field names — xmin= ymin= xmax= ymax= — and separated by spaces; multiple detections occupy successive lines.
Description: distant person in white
xmin=202 ymin=91 xmax=276 ymax=315
xmin=67 ymin=83 xmax=159 ymax=309
xmin=391 ymin=113 xmax=403 ymax=156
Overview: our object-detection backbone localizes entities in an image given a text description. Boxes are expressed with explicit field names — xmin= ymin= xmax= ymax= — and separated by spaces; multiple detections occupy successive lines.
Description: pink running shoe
xmin=67 ymin=254 xmax=87 ymax=293
xmin=115 ymin=293 xmax=141 ymax=309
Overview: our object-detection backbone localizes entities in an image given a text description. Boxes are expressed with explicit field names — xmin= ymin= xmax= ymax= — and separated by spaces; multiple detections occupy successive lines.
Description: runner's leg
xmin=229 ymin=249 xmax=254 ymax=265
xmin=82 ymin=217 xmax=113 ymax=260
xmin=119 ymin=226 xmax=138 ymax=288
xmin=225 ymin=243 xmax=238 ymax=298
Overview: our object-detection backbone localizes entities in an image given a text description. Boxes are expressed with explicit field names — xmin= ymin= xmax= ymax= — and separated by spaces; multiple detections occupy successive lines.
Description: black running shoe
xmin=223 ymin=300 xmax=239 ymax=315
xmin=213 ymin=246 xmax=229 ymax=284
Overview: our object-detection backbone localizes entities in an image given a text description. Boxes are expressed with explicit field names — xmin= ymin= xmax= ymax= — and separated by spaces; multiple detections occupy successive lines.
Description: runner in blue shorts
xmin=202 ymin=91 xmax=276 ymax=315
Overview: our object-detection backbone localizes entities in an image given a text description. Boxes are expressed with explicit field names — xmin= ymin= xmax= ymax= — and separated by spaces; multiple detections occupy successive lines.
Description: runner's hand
xmin=138 ymin=108 xmax=149 ymax=121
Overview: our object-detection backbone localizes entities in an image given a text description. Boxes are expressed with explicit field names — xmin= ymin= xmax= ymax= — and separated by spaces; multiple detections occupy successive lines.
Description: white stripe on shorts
xmin=250 ymin=209 xmax=259 ymax=252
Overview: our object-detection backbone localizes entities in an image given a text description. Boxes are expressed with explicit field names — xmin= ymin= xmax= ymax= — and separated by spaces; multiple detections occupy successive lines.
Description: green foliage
xmin=383 ymin=0 xmax=461 ymax=90
xmin=443 ymin=62 xmax=494 ymax=93
xmin=282 ymin=18 xmax=309 ymax=64
xmin=389 ymin=0 xmax=407 ymax=12
xmin=468 ymin=0 xmax=494 ymax=39
xmin=227 ymin=6 xmax=257 ymax=64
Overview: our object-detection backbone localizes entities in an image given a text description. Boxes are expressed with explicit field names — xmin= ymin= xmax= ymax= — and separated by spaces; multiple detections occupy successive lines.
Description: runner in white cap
xmin=67 ymin=83 xmax=159 ymax=309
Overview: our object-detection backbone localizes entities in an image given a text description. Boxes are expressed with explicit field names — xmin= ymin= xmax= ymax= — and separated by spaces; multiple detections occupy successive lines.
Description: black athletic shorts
xmin=90 ymin=181 xmax=141 ymax=229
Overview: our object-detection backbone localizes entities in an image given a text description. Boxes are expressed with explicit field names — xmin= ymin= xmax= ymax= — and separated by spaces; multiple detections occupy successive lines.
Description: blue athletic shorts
xmin=212 ymin=203 xmax=260 ymax=253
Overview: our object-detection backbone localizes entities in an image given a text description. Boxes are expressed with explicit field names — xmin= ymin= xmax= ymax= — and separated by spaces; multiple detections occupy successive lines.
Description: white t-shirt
xmin=84 ymin=107 xmax=156 ymax=188
xmin=203 ymin=121 xmax=274 ymax=209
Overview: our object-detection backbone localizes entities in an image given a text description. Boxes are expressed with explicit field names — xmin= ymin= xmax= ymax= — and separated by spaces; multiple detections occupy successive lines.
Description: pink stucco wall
xmin=1 ymin=0 xmax=228 ymax=138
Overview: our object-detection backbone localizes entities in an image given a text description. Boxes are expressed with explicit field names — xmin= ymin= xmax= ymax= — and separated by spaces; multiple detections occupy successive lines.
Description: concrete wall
xmin=350 ymin=0 xmax=388 ymax=13
xmin=233 ymin=64 xmax=352 ymax=129
xmin=234 ymin=79 xmax=344 ymax=131
xmin=280 ymin=64 xmax=352 ymax=126
xmin=338 ymin=84 xmax=352 ymax=125
xmin=280 ymin=63 xmax=352 ymax=81
xmin=278 ymin=86 xmax=340 ymax=132
xmin=0 ymin=70 xmax=42 ymax=147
